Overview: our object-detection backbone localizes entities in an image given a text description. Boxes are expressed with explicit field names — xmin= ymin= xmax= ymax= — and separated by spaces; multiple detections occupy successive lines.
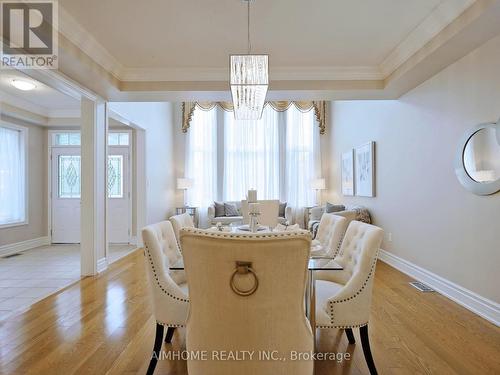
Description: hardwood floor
xmin=0 ymin=249 xmax=499 ymax=375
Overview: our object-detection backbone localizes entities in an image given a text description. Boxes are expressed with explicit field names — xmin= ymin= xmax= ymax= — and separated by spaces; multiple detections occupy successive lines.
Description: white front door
xmin=51 ymin=146 xmax=131 ymax=244
xmin=107 ymin=147 xmax=131 ymax=243
xmin=51 ymin=148 xmax=81 ymax=243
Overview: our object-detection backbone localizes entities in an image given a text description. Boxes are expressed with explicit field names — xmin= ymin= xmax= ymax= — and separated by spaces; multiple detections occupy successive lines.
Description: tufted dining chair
xmin=180 ymin=228 xmax=314 ymax=375
xmin=310 ymin=214 xmax=348 ymax=258
xmin=169 ymin=212 xmax=194 ymax=243
xmin=142 ymin=221 xmax=189 ymax=375
xmin=315 ymin=221 xmax=384 ymax=375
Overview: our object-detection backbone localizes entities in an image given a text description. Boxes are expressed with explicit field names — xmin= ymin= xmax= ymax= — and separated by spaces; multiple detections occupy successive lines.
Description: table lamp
xmin=311 ymin=178 xmax=326 ymax=205
xmin=177 ymin=178 xmax=194 ymax=207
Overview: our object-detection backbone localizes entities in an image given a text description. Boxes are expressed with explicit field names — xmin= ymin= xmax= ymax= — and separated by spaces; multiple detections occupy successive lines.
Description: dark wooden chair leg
xmin=164 ymin=327 xmax=175 ymax=343
xmin=360 ymin=325 xmax=378 ymax=375
xmin=345 ymin=328 xmax=356 ymax=344
xmin=146 ymin=323 xmax=164 ymax=375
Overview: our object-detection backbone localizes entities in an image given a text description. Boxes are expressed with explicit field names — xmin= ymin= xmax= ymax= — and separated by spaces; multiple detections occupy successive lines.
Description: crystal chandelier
xmin=230 ymin=0 xmax=268 ymax=120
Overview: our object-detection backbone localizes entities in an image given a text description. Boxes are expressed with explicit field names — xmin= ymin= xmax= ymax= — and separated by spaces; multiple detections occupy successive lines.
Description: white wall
xmin=172 ymin=103 xmax=187 ymax=207
xmin=327 ymin=34 xmax=500 ymax=303
xmin=109 ymin=102 xmax=176 ymax=224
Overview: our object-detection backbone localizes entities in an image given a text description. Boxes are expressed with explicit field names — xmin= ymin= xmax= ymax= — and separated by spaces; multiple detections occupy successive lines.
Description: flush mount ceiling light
xmin=230 ymin=0 xmax=269 ymax=120
xmin=11 ymin=79 xmax=36 ymax=91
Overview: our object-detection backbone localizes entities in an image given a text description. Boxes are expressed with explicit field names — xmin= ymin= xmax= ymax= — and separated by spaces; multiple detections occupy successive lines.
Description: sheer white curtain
xmin=0 ymin=125 xmax=25 ymax=226
xmin=185 ymin=107 xmax=217 ymax=228
xmin=223 ymin=106 xmax=280 ymax=201
xmin=285 ymin=106 xmax=321 ymax=227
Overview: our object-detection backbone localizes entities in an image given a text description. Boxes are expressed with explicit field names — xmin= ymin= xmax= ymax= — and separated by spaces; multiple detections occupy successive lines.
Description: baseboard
xmin=97 ymin=257 xmax=108 ymax=273
xmin=130 ymin=236 xmax=137 ymax=245
xmin=0 ymin=236 xmax=50 ymax=258
xmin=379 ymin=249 xmax=500 ymax=327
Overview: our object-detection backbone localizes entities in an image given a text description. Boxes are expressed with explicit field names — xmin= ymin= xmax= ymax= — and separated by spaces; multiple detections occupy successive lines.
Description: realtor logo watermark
xmin=1 ymin=0 xmax=58 ymax=69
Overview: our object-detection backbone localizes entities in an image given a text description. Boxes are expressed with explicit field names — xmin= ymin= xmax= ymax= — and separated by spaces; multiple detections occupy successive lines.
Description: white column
xmin=81 ymin=98 xmax=108 ymax=275
xmin=134 ymin=128 xmax=147 ymax=247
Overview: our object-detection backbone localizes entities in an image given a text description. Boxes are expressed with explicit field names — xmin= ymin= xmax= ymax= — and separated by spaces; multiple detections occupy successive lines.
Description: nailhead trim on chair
xmin=328 ymin=250 xmax=379 ymax=326
xmin=330 ymin=228 xmax=347 ymax=258
xmin=180 ymin=227 xmax=311 ymax=241
xmin=158 ymin=322 xmax=185 ymax=328
xmin=334 ymin=228 xmax=348 ymax=258
xmin=144 ymin=247 xmax=190 ymax=303
xmin=317 ymin=323 xmax=368 ymax=329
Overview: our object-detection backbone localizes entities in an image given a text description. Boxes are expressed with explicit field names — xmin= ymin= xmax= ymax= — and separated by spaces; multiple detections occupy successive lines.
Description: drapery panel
xmin=182 ymin=101 xmax=326 ymax=135
xmin=184 ymin=107 xmax=218 ymax=228
xmin=0 ymin=125 xmax=25 ymax=225
xmin=285 ymin=106 xmax=322 ymax=227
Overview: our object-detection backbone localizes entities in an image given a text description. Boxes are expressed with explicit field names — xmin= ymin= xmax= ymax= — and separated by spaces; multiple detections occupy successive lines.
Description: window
xmin=185 ymin=105 xmax=321 ymax=215
xmin=185 ymin=107 xmax=218 ymax=215
xmin=55 ymin=132 xmax=81 ymax=146
xmin=0 ymin=124 xmax=26 ymax=226
xmin=223 ymin=106 xmax=280 ymax=200
xmin=58 ymin=155 xmax=81 ymax=198
xmin=108 ymin=132 xmax=129 ymax=146
xmin=107 ymin=155 xmax=123 ymax=198
xmin=53 ymin=132 xmax=129 ymax=146
xmin=285 ymin=106 xmax=320 ymax=208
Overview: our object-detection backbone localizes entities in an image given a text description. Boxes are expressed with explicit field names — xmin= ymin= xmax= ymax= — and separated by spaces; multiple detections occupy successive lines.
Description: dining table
xmin=170 ymin=224 xmax=343 ymax=346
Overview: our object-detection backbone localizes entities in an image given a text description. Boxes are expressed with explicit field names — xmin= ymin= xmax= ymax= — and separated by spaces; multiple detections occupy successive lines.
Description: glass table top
xmin=170 ymin=257 xmax=342 ymax=271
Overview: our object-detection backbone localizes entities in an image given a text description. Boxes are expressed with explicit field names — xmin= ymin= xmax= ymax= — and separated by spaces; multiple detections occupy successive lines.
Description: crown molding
xmin=46 ymin=117 xmax=80 ymax=127
xmin=58 ymin=5 xmax=124 ymax=80
xmin=0 ymin=100 xmax=49 ymax=125
xmin=0 ymin=90 xmax=50 ymax=117
xmin=119 ymin=66 xmax=384 ymax=82
xmin=380 ymin=0 xmax=476 ymax=76
xmin=48 ymin=108 xmax=81 ymax=118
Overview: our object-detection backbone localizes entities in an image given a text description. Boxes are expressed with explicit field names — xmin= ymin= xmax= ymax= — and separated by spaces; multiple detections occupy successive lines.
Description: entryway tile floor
xmin=0 ymin=243 xmax=137 ymax=322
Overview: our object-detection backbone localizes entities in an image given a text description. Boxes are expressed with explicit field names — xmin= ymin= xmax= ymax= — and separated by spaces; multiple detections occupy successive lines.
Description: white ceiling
xmin=16 ymin=0 xmax=498 ymax=101
xmin=0 ymin=70 xmax=80 ymax=114
xmin=59 ymin=0 xmax=443 ymax=69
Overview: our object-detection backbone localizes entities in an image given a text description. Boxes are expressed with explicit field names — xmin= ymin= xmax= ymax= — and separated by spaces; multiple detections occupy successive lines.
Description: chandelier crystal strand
xmin=230 ymin=0 xmax=268 ymax=120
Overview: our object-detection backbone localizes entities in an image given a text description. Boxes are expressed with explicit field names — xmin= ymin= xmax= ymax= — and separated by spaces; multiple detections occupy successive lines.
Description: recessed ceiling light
xmin=11 ymin=79 xmax=36 ymax=91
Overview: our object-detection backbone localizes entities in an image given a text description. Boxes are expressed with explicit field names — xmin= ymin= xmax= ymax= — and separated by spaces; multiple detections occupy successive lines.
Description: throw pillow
xmin=325 ymin=202 xmax=345 ymax=213
xmin=224 ymin=202 xmax=239 ymax=217
xmin=279 ymin=202 xmax=287 ymax=217
xmin=214 ymin=201 xmax=225 ymax=217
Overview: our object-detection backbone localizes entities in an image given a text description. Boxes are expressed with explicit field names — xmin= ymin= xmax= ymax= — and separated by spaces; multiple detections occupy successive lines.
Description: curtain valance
xmin=182 ymin=101 xmax=327 ymax=135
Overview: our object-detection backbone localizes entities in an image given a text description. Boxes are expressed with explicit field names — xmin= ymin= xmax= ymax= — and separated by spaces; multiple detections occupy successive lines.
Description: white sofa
xmin=207 ymin=201 xmax=293 ymax=226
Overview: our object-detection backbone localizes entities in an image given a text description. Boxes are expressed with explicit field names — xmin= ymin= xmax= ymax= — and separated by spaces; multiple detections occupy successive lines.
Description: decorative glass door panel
xmin=107 ymin=148 xmax=130 ymax=243
xmin=52 ymin=150 xmax=81 ymax=243
xmin=58 ymin=155 xmax=81 ymax=198
xmin=107 ymin=155 xmax=123 ymax=198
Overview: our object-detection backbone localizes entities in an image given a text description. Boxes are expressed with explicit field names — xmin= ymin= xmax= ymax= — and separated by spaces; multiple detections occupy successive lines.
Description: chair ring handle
xmin=230 ymin=261 xmax=259 ymax=297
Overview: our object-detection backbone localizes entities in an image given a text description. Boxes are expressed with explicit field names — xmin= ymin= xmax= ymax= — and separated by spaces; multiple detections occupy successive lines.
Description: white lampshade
xmin=177 ymin=178 xmax=193 ymax=190
xmin=230 ymin=54 xmax=269 ymax=120
xmin=310 ymin=178 xmax=326 ymax=190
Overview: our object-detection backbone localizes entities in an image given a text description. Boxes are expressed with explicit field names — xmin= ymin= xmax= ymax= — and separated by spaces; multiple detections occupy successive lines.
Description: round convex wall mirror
xmin=455 ymin=118 xmax=500 ymax=195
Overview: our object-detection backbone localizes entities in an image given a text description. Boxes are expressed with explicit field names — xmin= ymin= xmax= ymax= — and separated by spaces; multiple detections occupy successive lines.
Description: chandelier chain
xmin=247 ymin=0 xmax=251 ymax=54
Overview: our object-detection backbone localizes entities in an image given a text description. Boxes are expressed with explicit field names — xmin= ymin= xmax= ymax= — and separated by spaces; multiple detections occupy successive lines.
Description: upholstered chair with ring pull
xmin=315 ymin=221 xmax=384 ymax=375
xmin=142 ymin=221 xmax=189 ymax=375
xmin=180 ymin=228 xmax=313 ymax=375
